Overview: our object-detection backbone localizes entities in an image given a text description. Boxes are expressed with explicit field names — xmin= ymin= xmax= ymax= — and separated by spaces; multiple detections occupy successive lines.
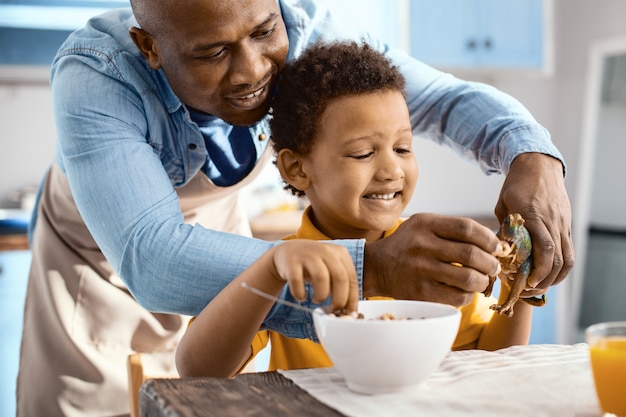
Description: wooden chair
xmin=127 ymin=350 xmax=265 ymax=417
xmin=127 ymin=352 xmax=179 ymax=417
xmin=127 ymin=353 xmax=147 ymax=417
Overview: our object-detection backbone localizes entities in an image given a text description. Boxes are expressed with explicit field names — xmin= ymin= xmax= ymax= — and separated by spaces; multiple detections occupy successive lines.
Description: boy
xmin=175 ymin=40 xmax=533 ymax=378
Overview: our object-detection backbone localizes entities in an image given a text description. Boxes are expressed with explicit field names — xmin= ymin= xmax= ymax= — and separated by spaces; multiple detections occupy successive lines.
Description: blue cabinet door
xmin=410 ymin=0 xmax=481 ymax=67
xmin=480 ymin=0 xmax=544 ymax=68
xmin=410 ymin=0 xmax=545 ymax=69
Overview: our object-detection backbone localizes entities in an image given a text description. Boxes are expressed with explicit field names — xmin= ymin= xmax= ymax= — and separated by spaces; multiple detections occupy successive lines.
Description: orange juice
xmin=589 ymin=337 xmax=626 ymax=416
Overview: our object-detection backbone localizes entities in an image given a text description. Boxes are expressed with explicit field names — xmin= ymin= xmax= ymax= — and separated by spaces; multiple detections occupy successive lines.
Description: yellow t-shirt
xmin=245 ymin=207 xmax=496 ymax=372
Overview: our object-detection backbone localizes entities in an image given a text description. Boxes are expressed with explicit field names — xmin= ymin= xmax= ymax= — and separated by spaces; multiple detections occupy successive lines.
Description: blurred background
xmin=2 ymin=0 xmax=626 ymax=415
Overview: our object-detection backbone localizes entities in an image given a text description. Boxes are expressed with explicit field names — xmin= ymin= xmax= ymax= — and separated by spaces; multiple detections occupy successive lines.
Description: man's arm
xmin=495 ymin=152 xmax=574 ymax=291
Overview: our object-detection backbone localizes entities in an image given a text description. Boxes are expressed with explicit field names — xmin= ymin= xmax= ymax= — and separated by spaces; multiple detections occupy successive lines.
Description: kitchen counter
xmin=250 ymin=210 xmax=304 ymax=241
xmin=0 ymin=234 xmax=29 ymax=251
xmin=250 ymin=210 xmax=500 ymax=242
xmin=0 ymin=209 xmax=30 ymax=251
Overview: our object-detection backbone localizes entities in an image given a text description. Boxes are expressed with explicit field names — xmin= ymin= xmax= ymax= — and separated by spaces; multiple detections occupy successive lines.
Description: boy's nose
xmin=375 ymin=153 xmax=404 ymax=181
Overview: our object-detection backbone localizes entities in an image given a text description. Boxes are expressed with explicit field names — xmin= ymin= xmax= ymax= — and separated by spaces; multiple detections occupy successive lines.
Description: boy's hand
xmin=272 ymin=240 xmax=359 ymax=314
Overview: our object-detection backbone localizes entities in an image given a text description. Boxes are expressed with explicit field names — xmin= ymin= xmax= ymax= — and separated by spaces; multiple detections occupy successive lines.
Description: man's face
xmin=135 ymin=0 xmax=289 ymax=126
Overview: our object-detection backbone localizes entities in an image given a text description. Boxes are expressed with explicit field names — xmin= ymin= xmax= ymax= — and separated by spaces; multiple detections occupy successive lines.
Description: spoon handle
xmin=240 ymin=282 xmax=320 ymax=315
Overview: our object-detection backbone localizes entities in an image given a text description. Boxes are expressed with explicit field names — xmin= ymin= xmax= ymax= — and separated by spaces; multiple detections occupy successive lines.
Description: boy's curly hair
xmin=270 ymin=40 xmax=406 ymax=196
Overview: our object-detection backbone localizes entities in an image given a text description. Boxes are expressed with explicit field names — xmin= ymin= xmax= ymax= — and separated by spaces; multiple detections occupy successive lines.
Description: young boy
xmin=175 ymin=41 xmax=533 ymax=378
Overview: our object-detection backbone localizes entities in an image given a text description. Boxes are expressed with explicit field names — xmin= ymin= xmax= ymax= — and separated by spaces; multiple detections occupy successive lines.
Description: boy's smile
xmin=299 ymin=90 xmax=418 ymax=242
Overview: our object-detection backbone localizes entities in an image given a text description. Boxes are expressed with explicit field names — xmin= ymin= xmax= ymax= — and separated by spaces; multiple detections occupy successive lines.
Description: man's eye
xmin=206 ymin=48 xmax=227 ymax=60
xmin=196 ymin=47 xmax=227 ymax=61
xmin=254 ymin=25 xmax=275 ymax=39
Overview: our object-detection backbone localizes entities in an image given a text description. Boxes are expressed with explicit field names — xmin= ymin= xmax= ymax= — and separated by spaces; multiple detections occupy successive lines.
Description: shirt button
xmin=259 ymin=133 xmax=267 ymax=141
xmin=188 ymin=143 xmax=197 ymax=150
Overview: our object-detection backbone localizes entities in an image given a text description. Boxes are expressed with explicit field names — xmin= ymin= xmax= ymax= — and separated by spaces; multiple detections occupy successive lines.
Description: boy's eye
xmin=351 ymin=151 xmax=373 ymax=160
xmin=395 ymin=147 xmax=411 ymax=155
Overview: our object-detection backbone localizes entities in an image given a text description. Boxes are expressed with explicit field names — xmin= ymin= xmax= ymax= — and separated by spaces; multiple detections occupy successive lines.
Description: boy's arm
xmin=476 ymin=286 xmax=534 ymax=351
xmin=175 ymin=248 xmax=283 ymax=378
xmin=175 ymin=241 xmax=358 ymax=378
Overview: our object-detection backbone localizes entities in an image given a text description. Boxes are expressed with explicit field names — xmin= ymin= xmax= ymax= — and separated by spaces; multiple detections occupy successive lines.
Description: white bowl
xmin=313 ymin=299 xmax=461 ymax=394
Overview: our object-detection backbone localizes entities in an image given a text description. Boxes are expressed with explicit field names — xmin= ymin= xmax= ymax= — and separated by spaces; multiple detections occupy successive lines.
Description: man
xmin=17 ymin=0 xmax=574 ymax=416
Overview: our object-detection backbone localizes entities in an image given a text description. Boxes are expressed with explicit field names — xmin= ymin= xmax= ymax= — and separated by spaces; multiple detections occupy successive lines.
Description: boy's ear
xmin=276 ymin=149 xmax=310 ymax=192
xmin=129 ymin=27 xmax=162 ymax=70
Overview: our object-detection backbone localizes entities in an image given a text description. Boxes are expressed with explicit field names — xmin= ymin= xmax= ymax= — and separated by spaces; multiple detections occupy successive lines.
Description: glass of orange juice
xmin=586 ymin=321 xmax=626 ymax=417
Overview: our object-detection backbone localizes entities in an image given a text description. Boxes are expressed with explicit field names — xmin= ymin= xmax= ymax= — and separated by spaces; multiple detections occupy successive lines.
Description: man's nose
xmin=229 ymin=43 xmax=269 ymax=86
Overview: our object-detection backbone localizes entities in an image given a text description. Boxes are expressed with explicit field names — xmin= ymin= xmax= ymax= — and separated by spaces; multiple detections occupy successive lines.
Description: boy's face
xmin=299 ymin=90 xmax=418 ymax=241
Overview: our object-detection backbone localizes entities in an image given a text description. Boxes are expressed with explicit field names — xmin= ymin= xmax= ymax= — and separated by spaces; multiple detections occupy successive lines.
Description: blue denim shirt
xmin=46 ymin=0 xmax=563 ymax=339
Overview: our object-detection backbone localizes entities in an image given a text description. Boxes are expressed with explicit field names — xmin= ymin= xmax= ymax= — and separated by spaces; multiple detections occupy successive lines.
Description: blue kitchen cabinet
xmin=0 ymin=250 xmax=31 ymax=417
xmin=410 ymin=0 xmax=546 ymax=70
xmin=0 ymin=1 xmax=130 ymax=67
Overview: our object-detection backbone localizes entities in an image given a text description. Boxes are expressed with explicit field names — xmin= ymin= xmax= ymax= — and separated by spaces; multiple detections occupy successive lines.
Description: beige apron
xmin=17 ymin=147 xmax=272 ymax=417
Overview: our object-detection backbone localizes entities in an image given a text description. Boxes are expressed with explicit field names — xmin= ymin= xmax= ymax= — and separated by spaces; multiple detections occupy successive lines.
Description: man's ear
xmin=276 ymin=149 xmax=310 ymax=192
xmin=129 ymin=26 xmax=161 ymax=70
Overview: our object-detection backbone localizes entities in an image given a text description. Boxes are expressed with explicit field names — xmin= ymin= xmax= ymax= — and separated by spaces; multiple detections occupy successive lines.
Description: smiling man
xmin=129 ymin=0 xmax=287 ymax=126
xmin=17 ymin=0 xmax=573 ymax=415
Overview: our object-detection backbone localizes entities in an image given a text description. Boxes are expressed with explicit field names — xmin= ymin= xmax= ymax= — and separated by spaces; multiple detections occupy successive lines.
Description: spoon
xmin=241 ymin=282 xmax=328 ymax=315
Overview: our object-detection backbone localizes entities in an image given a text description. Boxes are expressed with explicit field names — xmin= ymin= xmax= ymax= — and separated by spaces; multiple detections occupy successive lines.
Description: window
xmin=0 ymin=0 xmax=130 ymax=71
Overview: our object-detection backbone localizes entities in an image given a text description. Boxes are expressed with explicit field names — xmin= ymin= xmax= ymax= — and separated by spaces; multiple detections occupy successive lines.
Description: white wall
xmin=404 ymin=137 xmax=504 ymax=218
xmin=0 ymin=82 xmax=56 ymax=208
xmin=589 ymin=104 xmax=626 ymax=229
xmin=551 ymin=0 xmax=626 ymax=212
xmin=553 ymin=0 xmax=626 ymax=342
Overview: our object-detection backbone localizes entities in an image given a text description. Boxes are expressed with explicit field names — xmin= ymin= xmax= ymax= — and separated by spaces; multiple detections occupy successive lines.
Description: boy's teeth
xmin=368 ymin=193 xmax=396 ymax=200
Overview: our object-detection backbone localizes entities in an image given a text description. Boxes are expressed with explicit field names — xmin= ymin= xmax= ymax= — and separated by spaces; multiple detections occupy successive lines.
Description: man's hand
xmin=495 ymin=152 xmax=575 ymax=292
xmin=363 ymin=214 xmax=502 ymax=307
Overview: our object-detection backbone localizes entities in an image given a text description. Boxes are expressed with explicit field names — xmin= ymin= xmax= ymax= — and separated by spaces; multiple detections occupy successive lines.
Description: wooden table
xmin=140 ymin=371 xmax=346 ymax=417
xmin=140 ymin=344 xmax=602 ymax=417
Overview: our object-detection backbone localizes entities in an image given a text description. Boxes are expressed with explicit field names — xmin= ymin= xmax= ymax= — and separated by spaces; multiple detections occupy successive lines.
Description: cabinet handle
xmin=484 ymin=38 xmax=493 ymax=50
xmin=466 ymin=39 xmax=477 ymax=50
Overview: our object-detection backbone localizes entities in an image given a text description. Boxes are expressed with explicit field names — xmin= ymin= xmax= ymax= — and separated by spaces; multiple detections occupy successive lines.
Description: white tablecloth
xmin=279 ymin=344 xmax=603 ymax=417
